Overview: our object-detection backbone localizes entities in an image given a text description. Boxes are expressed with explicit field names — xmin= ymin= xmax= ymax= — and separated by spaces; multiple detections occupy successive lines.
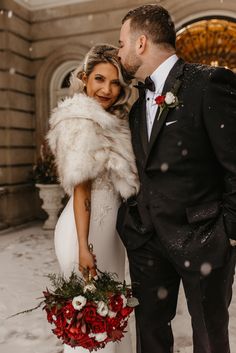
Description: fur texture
xmin=47 ymin=93 xmax=139 ymax=199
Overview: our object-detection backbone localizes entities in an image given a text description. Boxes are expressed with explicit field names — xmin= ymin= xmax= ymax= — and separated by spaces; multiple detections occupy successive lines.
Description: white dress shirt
xmin=146 ymin=54 xmax=179 ymax=139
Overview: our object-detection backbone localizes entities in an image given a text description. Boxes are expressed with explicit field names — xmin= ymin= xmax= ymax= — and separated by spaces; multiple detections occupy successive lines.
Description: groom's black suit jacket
xmin=117 ymin=58 xmax=236 ymax=270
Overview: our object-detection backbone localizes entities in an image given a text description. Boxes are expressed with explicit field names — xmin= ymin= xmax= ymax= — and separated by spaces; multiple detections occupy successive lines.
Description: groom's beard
xmin=121 ymin=54 xmax=142 ymax=81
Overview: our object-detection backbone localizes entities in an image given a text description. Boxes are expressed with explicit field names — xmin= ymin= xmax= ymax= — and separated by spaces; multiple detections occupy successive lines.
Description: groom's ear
xmin=136 ymin=35 xmax=147 ymax=54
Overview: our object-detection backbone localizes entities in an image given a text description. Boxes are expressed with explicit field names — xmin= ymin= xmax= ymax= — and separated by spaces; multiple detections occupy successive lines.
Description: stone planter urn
xmin=36 ymin=183 xmax=65 ymax=230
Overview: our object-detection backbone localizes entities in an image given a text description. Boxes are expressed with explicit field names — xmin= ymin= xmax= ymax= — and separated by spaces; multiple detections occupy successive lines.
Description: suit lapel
xmin=131 ymin=96 xmax=147 ymax=160
xmin=146 ymin=58 xmax=185 ymax=160
xmin=139 ymin=96 xmax=148 ymax=155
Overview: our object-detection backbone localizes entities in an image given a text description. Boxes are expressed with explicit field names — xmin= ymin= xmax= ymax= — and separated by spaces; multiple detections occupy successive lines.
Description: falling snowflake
xmin=160 ymin=163 xmax=169 ymax=172
xmin=147 ymin=259 xmax=154 ymax=267
xmin=8 ymin=10 xmax=13 ymax=18
xmin=184 ymin=260 xmax=190 ymax=268
xmin=157 ymin=287 xmax=168 ymax=300
xmin=181 ymin=149 xmax=188 ymax=156
xmin=9 ymin=68 xmax=16 ymax=75
xmin=200 ymin=262 xmax=212 ymax=276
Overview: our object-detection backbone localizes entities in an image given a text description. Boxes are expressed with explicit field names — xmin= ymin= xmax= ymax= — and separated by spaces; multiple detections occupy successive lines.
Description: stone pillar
xmin=0 ymin=0 xmax=36 ymax=228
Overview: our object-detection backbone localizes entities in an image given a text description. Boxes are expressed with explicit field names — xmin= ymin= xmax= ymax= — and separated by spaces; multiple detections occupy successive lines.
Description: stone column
xmin=0 ymin=0 xmax=36 ymax=228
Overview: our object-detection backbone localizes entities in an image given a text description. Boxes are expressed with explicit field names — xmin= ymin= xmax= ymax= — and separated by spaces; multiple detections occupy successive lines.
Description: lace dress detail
xmin=91 ymin=172 xmax=115 ymax=192
xmin=91 ymin=173 xmax=119 ymax=226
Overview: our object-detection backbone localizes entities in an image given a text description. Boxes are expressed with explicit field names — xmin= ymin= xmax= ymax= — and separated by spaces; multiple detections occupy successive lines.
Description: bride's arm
xmin=73 ymin=181 xmax=97 ymax=278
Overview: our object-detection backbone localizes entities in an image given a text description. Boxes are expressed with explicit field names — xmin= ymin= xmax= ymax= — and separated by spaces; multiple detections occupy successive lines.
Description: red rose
xmin=46 ymin=309 xmax=55 ymax=324
xmin=45 ymin=305 xmax=59 ymax=323
xmin=66 ymin=327 xmax=95 ymax=348
xmin=79 ymin=335 xmax=98 ymax=349
xmin=106 ymin=317 xmax=121 ymax=332
xmin=155 ymin=95 xmax=165 ymax=105
xmin=120 ymin=306 xmax=133 ymax=318
xmin=55 ymin=314 xmax=67 ymax=328
xmin=109 ymin=295 xmax=123 ymax=312
xmin=67 ymin=326 xmax=83 ymax=339
xmin=63 ymin=302 xmax=75 ymax=319
xmin=91 ymin=318 xmax=107 ymax=333
xmin=53 ymin=326 xmax=64 ymax=338
xmin=82 ymin=304 xmax=98 ymax=323
xmin=109 ymin=329 xmax=124 ymax=341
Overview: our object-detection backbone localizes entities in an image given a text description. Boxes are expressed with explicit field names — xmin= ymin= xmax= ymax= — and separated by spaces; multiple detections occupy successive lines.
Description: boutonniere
xmin=155 ymin=92 xmax=179 ymax=120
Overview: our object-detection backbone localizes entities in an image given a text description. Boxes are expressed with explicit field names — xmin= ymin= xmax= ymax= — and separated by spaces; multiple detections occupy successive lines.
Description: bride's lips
xmin=96 ymin=95 xmax=112 ymax=103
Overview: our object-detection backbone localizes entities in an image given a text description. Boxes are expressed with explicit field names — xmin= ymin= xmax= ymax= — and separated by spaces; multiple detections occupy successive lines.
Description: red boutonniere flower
xmin=155 ymin=91 xmax=179 ymax=120
xmin=155 ymin=95 xmax=166 ymax=105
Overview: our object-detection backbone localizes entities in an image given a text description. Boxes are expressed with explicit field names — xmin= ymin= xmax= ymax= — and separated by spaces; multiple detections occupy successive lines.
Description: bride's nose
xmin=101 ymin=82 xmax=112 ymax=95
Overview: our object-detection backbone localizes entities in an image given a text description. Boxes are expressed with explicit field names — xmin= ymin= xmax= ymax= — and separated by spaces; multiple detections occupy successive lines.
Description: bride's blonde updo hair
xmin=69 ymin=44 xmax=131 ymax=119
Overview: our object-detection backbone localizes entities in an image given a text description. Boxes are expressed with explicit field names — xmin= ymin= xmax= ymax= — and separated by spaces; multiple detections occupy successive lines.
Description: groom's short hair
xmin=122 ymin=4 xmax=176 ymax=49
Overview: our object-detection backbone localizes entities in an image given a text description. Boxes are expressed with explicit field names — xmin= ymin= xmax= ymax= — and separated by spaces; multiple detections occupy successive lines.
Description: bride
xmin=47 ymin=44 xmax=139 ymax=353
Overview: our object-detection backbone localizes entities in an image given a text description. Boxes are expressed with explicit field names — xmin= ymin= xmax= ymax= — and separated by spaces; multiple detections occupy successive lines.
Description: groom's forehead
xmin=121 ymin=19 xmax=131 ymax=35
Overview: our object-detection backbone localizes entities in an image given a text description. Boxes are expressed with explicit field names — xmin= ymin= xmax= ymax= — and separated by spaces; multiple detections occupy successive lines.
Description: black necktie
xmin=135 ymin=76 xmax=155 ymax=97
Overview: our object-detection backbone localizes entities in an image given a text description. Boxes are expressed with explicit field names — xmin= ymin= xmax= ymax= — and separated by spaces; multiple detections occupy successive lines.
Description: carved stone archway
xmin=50 ymin=60 xmax=79 ymax=110
xmin=35 ymin=43 xmax=89 ymax=153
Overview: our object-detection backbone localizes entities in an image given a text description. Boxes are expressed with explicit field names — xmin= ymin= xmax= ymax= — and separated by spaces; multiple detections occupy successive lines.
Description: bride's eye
xmin=112 ymin=80 xmax=121 ymax=87
xmin=95 ymin=76 xmax=104 ymax=81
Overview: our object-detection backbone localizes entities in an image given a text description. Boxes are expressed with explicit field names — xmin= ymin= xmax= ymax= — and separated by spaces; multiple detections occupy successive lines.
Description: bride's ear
xmin=81 ymin=72 xmax=88 ymax=85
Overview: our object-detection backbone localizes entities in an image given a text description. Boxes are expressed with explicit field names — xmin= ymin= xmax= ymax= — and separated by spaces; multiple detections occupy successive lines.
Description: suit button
xmin=139 ymin=225 xmax=147 ymax=233
xmin=149 ymin=190 xmax=153 ymax=195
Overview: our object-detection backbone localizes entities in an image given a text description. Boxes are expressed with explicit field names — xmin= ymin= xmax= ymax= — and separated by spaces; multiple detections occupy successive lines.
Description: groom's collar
xmin=150 ymin=54 xmax=179 ymax=94
xmin=162 ymin=57 xmax=185 ymax=95
xmin=135 ymin=57 xmax=185 ymax=99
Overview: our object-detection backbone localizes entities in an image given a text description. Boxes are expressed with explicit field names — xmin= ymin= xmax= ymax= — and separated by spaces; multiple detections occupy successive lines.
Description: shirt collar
xmin=150 ymin=54 xmax=179 ymax=94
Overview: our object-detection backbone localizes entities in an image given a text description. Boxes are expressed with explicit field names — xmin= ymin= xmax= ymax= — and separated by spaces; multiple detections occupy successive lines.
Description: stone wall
xmin=0 ymin=0 xmax=37 ymax=228
xmin=0 ymin=0 xmax=235 ymax=229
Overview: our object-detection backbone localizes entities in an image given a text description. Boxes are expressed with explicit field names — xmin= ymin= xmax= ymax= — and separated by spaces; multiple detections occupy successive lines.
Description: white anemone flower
xmin=94 ymin=332 xmax=108 ymax=342
xmin=108 ymin=310 xmax=117 ymax=318
xmin=72 ymin=295 xmax=87 ymax=310
xmin=97 ymin=301 xmax=109 ymax=317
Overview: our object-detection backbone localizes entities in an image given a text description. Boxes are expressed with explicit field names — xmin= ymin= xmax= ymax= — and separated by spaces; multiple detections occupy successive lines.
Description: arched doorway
xmin=50 ymin=60 xmax=79 ymax=110
xmin=35 ymin=44 xmax=89 ymax=151
xmin=176 ymin=17 xmax=236 ymax=70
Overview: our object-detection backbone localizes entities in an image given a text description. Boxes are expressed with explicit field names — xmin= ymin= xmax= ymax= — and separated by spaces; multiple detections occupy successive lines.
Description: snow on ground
xmin=0 ymin=222 xmax=235 ymax=353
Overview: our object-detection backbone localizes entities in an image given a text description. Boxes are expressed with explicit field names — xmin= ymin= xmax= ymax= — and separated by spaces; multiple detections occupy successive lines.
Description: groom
xmin=117 ymin=4 xmax=236 ymax=353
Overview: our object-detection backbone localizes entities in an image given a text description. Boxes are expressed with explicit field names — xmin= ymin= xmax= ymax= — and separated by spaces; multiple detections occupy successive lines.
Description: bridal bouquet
xmin=42 ymin=271 xmax=138 ymax=351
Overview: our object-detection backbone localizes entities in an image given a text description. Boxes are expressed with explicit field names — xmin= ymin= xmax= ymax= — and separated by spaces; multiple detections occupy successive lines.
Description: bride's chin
xmin=95 ymin=98 xmax=112 ymax=110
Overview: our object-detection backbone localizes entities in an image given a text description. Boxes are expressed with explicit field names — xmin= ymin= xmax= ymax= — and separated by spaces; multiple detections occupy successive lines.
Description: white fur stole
xmin=47 ymin=93 xmax=139 ymax=199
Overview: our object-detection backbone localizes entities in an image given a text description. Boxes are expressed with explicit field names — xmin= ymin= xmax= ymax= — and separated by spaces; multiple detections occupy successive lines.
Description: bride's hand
xmin=79 ymin=248 xmax=97 ymax=279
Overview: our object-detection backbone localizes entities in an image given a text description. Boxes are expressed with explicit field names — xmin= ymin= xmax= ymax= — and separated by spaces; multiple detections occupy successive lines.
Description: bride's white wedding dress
xmin=47 ymin=93 xmax=139 ymax=353
xmin=55 ymin=175 xmax=133 ymax=353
